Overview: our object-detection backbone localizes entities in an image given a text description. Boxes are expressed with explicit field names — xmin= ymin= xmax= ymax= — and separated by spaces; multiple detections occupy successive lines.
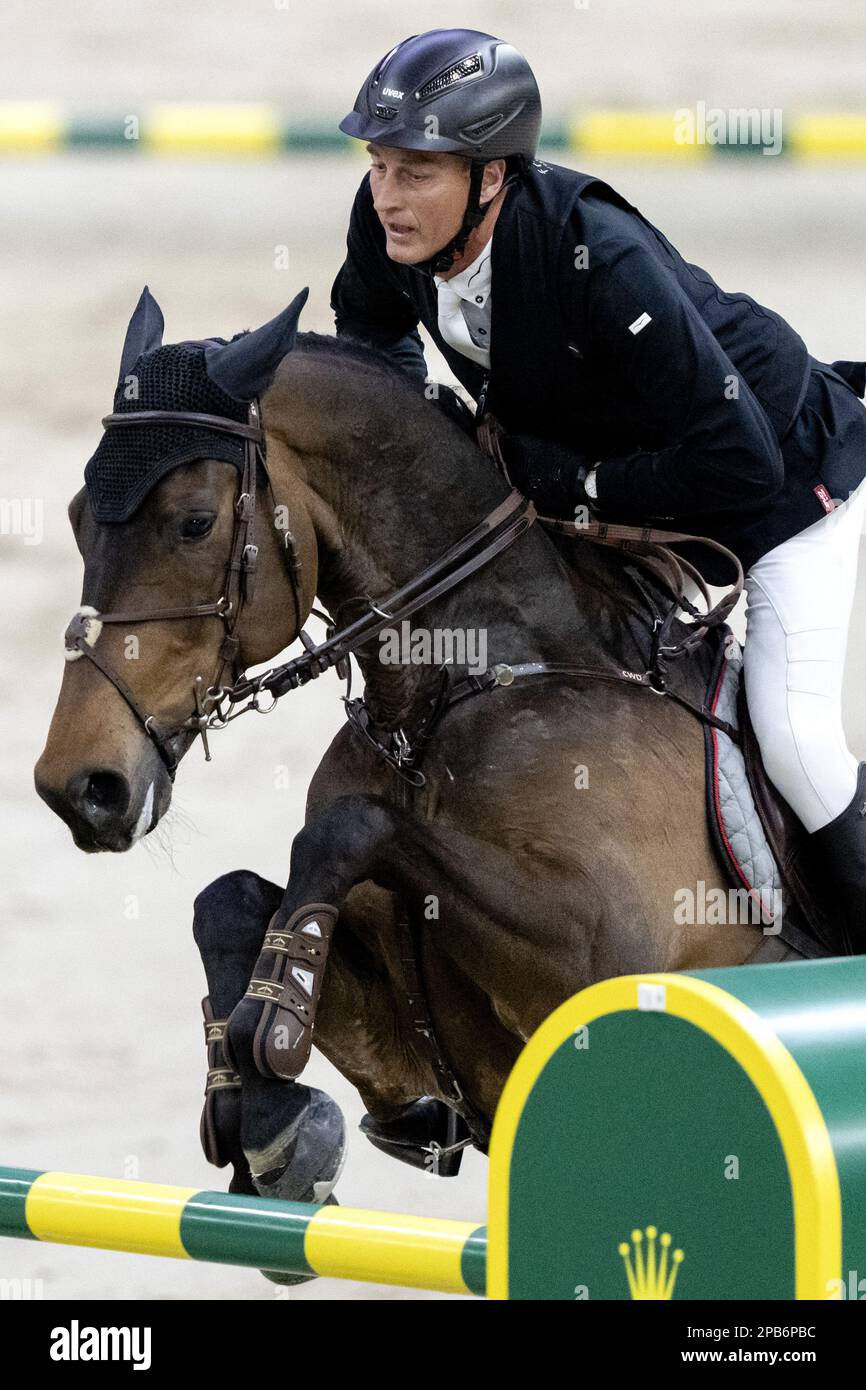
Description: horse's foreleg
xmin=193 ymin=870 xmax=346 ymax=1208
xmin=193 ymin=870 xmax=279 ymax=1194
xmin=225 ymin=793 xmax=607 ymax=1127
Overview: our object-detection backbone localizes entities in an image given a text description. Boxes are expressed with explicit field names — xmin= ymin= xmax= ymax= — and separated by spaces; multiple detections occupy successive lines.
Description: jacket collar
xmin=434 ymin=239 xmax=493 ymax=306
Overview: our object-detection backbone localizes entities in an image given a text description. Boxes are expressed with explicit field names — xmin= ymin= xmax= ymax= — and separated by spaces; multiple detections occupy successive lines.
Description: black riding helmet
xmin=340 ymin=29 xmax=542 ymax=274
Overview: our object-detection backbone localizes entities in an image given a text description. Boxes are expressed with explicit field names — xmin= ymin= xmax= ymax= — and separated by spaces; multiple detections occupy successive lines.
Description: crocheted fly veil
xmin=84 ymin=286 xmax=310 ymax=522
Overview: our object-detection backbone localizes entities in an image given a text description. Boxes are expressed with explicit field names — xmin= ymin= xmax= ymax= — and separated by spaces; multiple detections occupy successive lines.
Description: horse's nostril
xmin=85 ymin=772 xmax=127 ymax=811
xmin=71 ymin=769 xmax=131 ymax=820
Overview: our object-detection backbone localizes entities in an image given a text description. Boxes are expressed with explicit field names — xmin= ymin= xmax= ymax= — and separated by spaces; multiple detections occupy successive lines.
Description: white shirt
xmin=434 ymin=236 xmax=600 ymax=499
xmin=434 ymin=241 xmax=492 ymax=370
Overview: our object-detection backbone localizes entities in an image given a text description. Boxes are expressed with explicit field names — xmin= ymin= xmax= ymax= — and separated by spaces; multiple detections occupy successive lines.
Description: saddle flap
xmin=700 ymin=627 xmax=845 ymax=956
xmin=735 ymin=685 xmax=844 ymax=954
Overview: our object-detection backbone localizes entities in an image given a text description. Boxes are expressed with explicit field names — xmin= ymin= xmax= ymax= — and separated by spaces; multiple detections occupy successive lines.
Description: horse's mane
xmin=295 ymin=329 xmax=422 ymax=387
xmin=293 ymin=329 xmax=679 ymax=625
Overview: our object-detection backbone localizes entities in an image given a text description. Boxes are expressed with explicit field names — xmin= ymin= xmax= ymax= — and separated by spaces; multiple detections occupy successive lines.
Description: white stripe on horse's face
xmin=131 ymin=781 xmax=155 ymax=843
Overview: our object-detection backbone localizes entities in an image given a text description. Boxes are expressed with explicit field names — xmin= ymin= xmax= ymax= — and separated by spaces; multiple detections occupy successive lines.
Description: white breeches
xmin=685 ymin=477 xmax=866 ymax=833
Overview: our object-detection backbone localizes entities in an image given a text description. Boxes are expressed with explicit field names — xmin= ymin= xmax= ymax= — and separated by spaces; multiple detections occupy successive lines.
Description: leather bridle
xmin=64 ymin=399 xmax=305 ymax=778
xmin=64 ymin=399 xmax=745 ymax=787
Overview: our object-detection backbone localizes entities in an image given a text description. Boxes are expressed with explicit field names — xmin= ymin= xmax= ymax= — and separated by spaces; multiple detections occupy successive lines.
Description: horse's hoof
xmin=245 ymin=1086 xmax=347 ymax=1204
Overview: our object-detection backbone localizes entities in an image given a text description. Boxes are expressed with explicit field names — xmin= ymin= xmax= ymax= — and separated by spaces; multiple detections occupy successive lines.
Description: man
xmin=331 ymin=28 xmax=866 ymax=945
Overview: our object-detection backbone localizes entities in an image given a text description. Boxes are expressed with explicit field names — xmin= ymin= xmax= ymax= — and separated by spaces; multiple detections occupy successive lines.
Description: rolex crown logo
xmin=618 ymin=1226 xmax=684 ymax=1299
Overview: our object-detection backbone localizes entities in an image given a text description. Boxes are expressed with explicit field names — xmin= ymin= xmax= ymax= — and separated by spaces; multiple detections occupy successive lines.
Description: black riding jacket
xmin=331 ymin=159 xmax=866 ymax=582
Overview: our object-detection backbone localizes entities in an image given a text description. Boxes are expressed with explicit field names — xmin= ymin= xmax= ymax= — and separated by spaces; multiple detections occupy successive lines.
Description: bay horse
xmin=34 ymin=288 xmax=798 ymax=1229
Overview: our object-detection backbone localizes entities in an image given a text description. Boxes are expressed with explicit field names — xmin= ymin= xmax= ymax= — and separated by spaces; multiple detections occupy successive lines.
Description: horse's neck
xmin=296 ymin=443 xmax=533 ymax=729
xmin=265 ymin=353 xmax=640 ymax=727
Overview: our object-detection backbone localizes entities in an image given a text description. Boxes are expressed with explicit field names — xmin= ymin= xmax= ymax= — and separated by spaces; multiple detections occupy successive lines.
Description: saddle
xmin=697 ymin=624 xmax=843 ymax=956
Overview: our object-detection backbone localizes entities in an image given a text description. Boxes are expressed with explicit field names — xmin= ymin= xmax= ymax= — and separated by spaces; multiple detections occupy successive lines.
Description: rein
xmin=65 ymin=400 xmax=744 ymax=784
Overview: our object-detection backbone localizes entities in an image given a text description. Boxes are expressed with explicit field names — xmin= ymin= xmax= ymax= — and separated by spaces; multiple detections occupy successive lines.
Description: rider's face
xmin=366 ymin=143 xmax=474 ymax=265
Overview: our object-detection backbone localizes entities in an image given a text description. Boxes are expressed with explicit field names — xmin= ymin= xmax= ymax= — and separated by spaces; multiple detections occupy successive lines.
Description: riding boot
xmin=806 ymin=761 xmax=866 ymax=954
xmin=360 ymin=1098 xmax=473 ymax=1176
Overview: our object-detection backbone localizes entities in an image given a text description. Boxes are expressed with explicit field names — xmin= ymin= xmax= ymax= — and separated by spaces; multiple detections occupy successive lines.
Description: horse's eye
xmin=179 ymin=514 xmax=215 ymax=540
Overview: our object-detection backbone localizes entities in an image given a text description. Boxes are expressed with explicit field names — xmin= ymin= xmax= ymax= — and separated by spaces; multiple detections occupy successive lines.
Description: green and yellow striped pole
xmin=2 ymin=104 xmax=866 ymax=159
xmin=0 ymin=1168 xmax=487 ymax=1296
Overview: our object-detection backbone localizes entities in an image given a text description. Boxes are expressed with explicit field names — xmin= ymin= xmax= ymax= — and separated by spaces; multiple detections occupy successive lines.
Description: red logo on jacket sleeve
xmin=814 ymin=484 xmax=836 ymax=513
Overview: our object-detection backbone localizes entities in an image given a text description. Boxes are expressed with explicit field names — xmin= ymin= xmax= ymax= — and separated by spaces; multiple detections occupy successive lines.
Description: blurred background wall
xmin=4 ymin=0 xmax=865 ymax=108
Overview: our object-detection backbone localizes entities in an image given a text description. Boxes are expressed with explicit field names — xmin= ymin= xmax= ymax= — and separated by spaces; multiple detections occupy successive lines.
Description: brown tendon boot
xmin=232 ymin=903 xmax=339 ymax=1080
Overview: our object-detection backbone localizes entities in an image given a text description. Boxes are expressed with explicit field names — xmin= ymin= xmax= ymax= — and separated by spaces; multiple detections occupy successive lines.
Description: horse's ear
xmin=117 ymin=287 xmax=164 ymax=387
xmin=204 ymin=287 xmax=309 ymax=401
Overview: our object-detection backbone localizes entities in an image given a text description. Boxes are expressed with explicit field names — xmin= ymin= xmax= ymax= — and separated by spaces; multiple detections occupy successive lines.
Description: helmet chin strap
xmin=415 ymin=159 xmax=520 ymax=277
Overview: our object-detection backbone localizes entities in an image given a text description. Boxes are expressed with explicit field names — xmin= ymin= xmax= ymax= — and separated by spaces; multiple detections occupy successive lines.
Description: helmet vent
xmin=374 ymin=103 xmax=398 ymax=121
xmin=461 ymin=112 xmax=507 ymax=143
xmin=371 ymin=40 xmax=404 ymax=89
xmin=416 ymin=53 xmax=483 ymax=102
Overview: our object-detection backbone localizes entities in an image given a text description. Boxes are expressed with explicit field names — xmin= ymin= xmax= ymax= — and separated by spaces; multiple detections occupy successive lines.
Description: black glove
xmin=501 ymin=434 xmax=597 ymax=516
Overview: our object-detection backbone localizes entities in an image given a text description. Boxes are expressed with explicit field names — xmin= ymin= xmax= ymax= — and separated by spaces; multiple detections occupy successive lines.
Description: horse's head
xmin=34 ymin=286 xmax=317 ymax=851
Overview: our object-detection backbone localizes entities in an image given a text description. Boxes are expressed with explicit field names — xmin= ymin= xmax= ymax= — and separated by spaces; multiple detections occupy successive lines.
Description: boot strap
xmin=200 ymin=996 xmax=241 ymax=1167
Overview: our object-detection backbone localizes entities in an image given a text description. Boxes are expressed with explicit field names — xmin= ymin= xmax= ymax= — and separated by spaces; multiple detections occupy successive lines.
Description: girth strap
xmin=397 ymin=907 xmax=491 ymax=1150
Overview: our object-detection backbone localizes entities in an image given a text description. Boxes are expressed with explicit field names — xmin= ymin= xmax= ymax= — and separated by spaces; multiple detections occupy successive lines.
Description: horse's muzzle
xmin=34 ymin=757 xmax=168 ymax=853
